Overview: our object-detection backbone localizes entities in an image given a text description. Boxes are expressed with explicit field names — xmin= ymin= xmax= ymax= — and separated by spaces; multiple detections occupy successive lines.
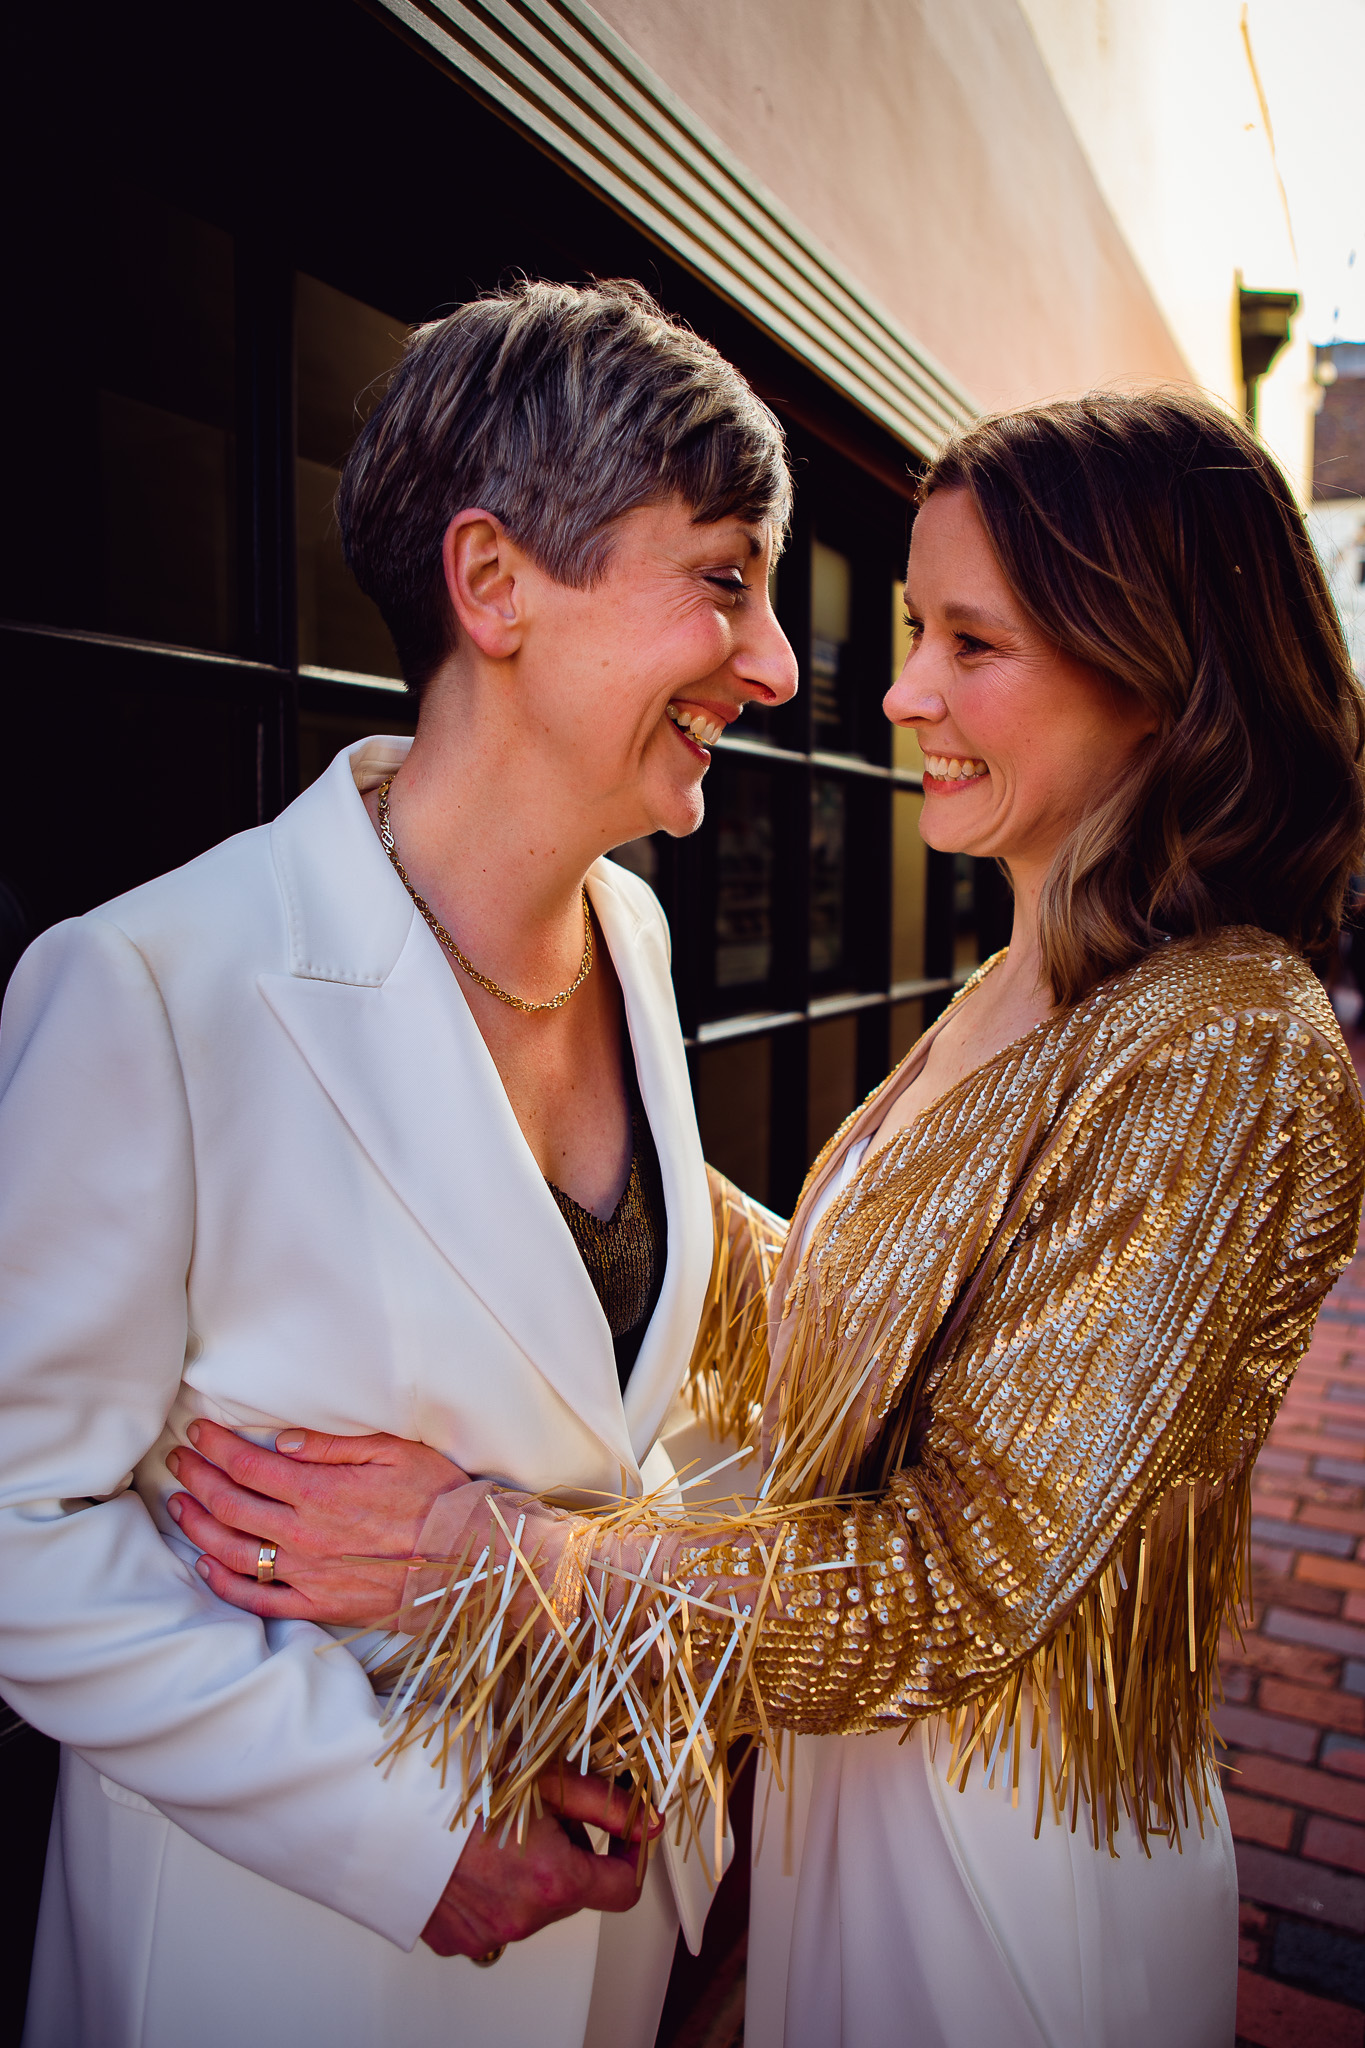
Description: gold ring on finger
xmin=257 ymin=1543 xmax=278 ymax=1584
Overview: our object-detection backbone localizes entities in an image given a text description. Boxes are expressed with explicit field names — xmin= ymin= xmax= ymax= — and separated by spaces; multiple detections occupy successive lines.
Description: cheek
xmin=613 ymin=607 xmax=729 ymax=704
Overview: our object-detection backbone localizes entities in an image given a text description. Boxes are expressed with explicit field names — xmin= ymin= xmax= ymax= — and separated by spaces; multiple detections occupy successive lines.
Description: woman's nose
xmin=737 ymin=610 xmax=799 ymax=706
xmin=884 ymin=657 xmax=945 ymax=729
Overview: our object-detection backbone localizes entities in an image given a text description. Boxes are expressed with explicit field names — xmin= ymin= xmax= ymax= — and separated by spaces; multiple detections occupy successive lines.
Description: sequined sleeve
xmin=678 ymin=1010 xmax=1361 ymax=1750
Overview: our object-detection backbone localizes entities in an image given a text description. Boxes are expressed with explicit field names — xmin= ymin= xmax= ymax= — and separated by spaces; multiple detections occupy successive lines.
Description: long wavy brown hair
xmin=922 ymin=391 xmax=1365 ymax=1006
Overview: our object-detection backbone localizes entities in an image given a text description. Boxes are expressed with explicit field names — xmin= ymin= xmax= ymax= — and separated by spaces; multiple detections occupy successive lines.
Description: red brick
xmin=1215 ymin=1703 xmax=1319 ymax=1761
xmin=1298 ymin=1413 xmax=1365 ymax=1444
xmin=1284 ymin=1406 xmax=1365 ymax=1436
xmin=1235 ymin=1841 xmax=1365 ymax=1931
xmin=1305 ymin=1814 xmax=1365 ymax=1876
xmin=1261 ymin=1678 xmax=1365 ymax=1734
xmin=1255 ymin=1447 xmax=1312 ymax=1477
xmin=1237 ymin=1968 xmax=1365 ymax=2048
xmin=1224 ymin=1789 xmax=1296 ymax=1848
xmin=1297 ymin=1554 xmax=1365 ymax=1594
xmin=1264 ymin=1608 xmax=1365 ymax=1657
xmin=1252 ymin=1541 xmax=1296 ymax=1574
xmin=1220 ymin=1632 xmax=1340 ymax=1687
xmin=1251 ymin=1484 xmax=1304 ymax=1516
xmin=1297 ymin=1481 xmax=1365 ymax=1509
xmin=1279 ymin=1429 xmax=1365 ymax=1460
xmin=1347 ymin=1594 xmax=1365 ymax=1626
xmin=1223 ymin=1750 xmax=1365 ymax=1822
xmin=1237 ymin=1968 xmax=1365 ymax=2047
xmin=1316 ymin=1457 xmax=1365 ymax=1489
xmin=1301 ymin=1506 xmax=1365 ymax=1535
xmin=1253 ymin=1572 xmax=1343 ymax=1618
xmin=1324 ymin=1746 xmax=1365 ymax=1783
xmin=1302 ymin=1351 xmax=1365 ymax=1375
xmin=1238 ymin=1899 xmax=1268 ymax=1968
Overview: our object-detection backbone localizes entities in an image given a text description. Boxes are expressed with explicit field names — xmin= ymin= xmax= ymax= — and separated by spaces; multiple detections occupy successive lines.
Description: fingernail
xmin=187 ymin=1422 xmax=201 ymax=1446
xmin=166 ymin=1494 xmax=184 ymax=1522
xmin=195 ymin=1557 xmax=211 ymax=1579
xmin=166 ymin=1450 xmax=180 ymax=1477
xmin=276 ymin=1431 xmax=306 ymax=1454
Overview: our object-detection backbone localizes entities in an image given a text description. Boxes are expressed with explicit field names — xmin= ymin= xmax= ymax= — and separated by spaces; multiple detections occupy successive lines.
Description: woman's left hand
xmin=166 ymin=1420 xmax=468 ymax=1625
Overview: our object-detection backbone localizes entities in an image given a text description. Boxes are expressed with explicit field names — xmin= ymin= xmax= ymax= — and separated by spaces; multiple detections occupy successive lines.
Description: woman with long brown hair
xmin=174 ymin=390 xmax=1365 ymax=2046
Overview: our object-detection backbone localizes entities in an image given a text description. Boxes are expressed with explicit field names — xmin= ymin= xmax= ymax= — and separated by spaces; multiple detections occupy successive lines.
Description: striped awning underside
xmin=376 ymin=0 xmax=977 ymax=457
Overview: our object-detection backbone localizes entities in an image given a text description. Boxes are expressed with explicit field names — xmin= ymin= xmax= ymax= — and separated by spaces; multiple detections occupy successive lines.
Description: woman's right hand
xmin=166 ymin=1420 xmax=468 ymax=1626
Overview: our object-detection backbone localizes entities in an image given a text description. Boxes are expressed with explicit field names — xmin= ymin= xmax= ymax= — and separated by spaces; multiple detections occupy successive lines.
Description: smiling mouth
xmin=666 ymin=703 xmax=728 ymax=750
xmin=923 ymin=753 xmax=987 ymax=787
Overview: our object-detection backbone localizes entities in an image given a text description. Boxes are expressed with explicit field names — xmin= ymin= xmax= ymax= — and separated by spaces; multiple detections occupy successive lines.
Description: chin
xmin=919 ymin=821 xmax=974 ymax=856
xmin=645 ymin=777 xmax=706 ymax=840
xmin=918 ymin=803 xmax=998 ymax=861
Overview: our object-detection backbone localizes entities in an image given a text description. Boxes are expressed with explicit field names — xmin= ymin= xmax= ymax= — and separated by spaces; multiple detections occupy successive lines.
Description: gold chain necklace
xmin=376 ymin=778 xmax=594 ymax=1014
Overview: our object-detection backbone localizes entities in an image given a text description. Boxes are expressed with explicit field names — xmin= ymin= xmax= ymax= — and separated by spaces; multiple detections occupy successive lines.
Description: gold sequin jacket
xmin=386 ymin=929 xmax=1364 ymax=1847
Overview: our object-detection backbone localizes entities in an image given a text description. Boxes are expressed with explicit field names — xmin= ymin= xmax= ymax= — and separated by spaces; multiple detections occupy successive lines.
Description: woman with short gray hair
xmin=0 ymin=278 xmax=796 ymax=2048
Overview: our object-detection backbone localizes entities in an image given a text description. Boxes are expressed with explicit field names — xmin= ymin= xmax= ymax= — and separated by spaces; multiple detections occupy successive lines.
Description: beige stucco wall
xmin=1019 ymin=0 xmax=1313 ymax=498
xmin=592 ymin=0 xmax=1193 ymax=415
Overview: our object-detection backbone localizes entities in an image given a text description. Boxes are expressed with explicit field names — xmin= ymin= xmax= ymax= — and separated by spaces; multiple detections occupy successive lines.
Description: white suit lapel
xmin=260 ymin=741 xmax=638 ymax=1477
xmin=586 ymin=863 xmax=713 ymax=1467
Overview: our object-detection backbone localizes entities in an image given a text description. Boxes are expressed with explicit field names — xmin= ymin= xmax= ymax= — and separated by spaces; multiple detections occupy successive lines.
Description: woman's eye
xmin=902 ymin=612 xmax=923 ymax=642
xmin=955 ymin=632 xmax=990 ymax=656
xmin=707 ymin=574 xmax=746 ymax=594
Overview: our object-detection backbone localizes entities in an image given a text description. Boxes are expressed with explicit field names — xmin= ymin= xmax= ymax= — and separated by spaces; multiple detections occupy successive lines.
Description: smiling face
xmin=884 ymin=488 xmax=1157 ymax=887
xmin=495 ymin=495 xmax=798 ymax=847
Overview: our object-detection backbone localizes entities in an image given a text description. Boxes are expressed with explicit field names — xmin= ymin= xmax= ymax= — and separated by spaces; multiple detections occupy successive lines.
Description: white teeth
xmin=925 ymin=754 xmax=986 ymax=781
xmin=668 ymin=704 xmax=724 ymax=746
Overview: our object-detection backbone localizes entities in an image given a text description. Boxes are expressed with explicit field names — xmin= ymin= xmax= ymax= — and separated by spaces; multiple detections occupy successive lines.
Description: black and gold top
xmin=548 ymin=1096 xmax=667 ymax=1390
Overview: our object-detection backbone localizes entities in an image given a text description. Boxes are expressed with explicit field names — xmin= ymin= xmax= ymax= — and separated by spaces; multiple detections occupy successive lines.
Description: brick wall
xmin=1224 ymin=1028 xmax=1365 ymax=2047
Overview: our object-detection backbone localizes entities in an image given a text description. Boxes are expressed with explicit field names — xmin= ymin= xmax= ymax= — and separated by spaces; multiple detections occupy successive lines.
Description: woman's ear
xmin=441 ymin=509 xmax=528 ymax=659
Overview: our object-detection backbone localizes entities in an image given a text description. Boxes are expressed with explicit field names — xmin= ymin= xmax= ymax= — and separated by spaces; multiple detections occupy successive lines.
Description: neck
xmin=996 ymin=856 xmax=1050 ymax=1005
xmin=374 ymin=680 xmax=608 ymax=994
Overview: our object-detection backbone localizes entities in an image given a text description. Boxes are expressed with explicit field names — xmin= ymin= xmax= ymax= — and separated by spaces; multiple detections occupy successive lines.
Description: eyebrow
xmin=905 ymin=595 xmax=1013 ymax=631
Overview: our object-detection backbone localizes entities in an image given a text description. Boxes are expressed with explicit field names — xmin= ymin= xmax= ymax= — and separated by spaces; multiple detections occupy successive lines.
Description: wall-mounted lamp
xmin=1238 ymin=283 xmax=1300 ymax=431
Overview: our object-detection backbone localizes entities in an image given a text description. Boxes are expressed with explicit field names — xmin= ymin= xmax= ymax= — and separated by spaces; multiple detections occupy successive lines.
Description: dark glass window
xmin=296 ymin=274 xmax=408 ymax=681
xmin=807 ymin=1014 xmax=857 ymax=1158
xmin=695 ymin=1036 xmax=772 ymax=1204
xmin=891 ymin=789 xmax=927 ymax=986
xmin=711 ymin=763 xmax=775 ymax=996
xmin=889 ymin=998 xmax=926 ymax=1067
xmin=96 ymin=191 xmax=237 ymax=652
xmin=811 ymin=539 xmax=851 ymax=746
xmin=608 ymin=839 xmax=660 ymax=888
xmin=809 ymin=776 xmax=847 ymax=981
xmin=2 ymin=186 xmax=238 ymax=650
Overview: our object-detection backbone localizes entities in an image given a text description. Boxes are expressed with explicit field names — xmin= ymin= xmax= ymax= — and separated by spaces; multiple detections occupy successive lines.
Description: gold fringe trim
xmin=366 ymin=1463 xmax=1251 ymax=1859
xmin=682 ymin=1171 xmax=786 ymax=1447
xmin=938 ymin=1471 xmax=1250 ymax=1854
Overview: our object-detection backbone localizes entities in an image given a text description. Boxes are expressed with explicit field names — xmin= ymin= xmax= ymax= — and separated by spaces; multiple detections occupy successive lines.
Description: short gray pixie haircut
xmin=338 ymin=278 xmax=793 ymax=693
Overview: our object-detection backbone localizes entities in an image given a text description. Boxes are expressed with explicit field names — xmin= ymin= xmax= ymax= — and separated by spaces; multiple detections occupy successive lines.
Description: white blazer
xmin=0 ymin=737 xmax=717 ymax=2048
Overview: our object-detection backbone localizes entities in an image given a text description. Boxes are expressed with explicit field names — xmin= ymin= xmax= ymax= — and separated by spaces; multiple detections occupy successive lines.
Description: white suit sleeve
xmin=0 ymin=917 xmax=462 ymax=1948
